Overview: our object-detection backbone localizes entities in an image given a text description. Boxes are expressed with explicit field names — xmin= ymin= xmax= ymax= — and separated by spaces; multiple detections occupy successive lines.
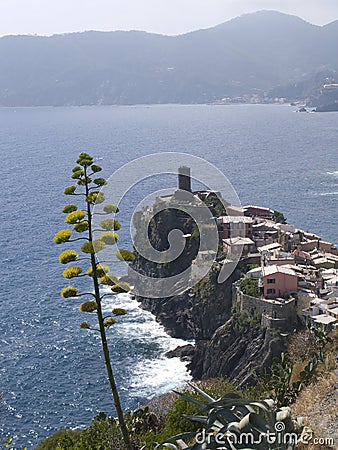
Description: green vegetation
xmin=38 ymin=380 xmax=241 ymax=449
xmin=38 ymin=323 xmax=337 ymax=449
xmin=231 ymin=308 xmax=262 ymax=332
xmin=196 ymin=192 xmax=228 ymax=217
xmin=157 ymin=383 xmax=299 ymax=450
xmin=54 ymin=153 xmax=135 ymax=450
xmin=266 ymin=325 xmax=333 ymax=407
xmin=273 ymin=209 xmax=287 ymax=224
xmin=239 ymin=277 xmax=260 ymax=298
xmin=43 ymin=155 xmax=336 ymax=449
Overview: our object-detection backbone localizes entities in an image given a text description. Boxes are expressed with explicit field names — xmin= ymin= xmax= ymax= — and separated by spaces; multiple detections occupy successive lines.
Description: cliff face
xmin=188 ymin=318 xmax=285 ymax=385
xmin=137 ymin=264 xmax=239 ymax=340
xmin=132 ymin=204 xmax=284 ymax=384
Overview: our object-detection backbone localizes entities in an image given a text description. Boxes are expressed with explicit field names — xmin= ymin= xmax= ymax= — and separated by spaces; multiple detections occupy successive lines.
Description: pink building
xmin=262 ymin=265 xmax=298 ymax=299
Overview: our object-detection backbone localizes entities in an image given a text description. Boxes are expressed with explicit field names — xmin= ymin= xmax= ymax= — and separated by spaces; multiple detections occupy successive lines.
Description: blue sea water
xmin=0 ymin=104 xmax=337 ymax=448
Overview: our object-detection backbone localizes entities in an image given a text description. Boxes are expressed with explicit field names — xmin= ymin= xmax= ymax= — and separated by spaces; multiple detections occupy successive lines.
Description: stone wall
xmin=237 ymin=291 xmax=296 ymax=330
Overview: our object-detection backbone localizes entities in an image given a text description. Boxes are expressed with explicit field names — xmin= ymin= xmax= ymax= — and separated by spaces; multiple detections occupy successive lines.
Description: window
xmin=267 ymin=288 xmax=276 ymax=295
xmin=267 ymin=278 xmax=275 ymax=284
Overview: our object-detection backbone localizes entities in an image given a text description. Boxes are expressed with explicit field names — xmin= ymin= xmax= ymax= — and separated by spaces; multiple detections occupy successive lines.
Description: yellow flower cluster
xmin=87 ymin=264 xmax=109 ymax=278
xmin=58 ymin=250 xmax=78 ymax=264
xmin=79 ymin=301 xmax=98 ymax=313
xmin=54 ymin=229 xmax=72 ymax=244
xmin=61 ymin=286 xmax=79 ymax=298
xmin=63 ymin=266 xmax=82 ymax=279
xmin=104 ymin=317 xmax=117 ymax=327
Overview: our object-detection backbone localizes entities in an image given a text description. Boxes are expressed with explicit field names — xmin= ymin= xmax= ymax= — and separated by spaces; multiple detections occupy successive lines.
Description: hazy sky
xmin=1 ymin=0 xmax=338 ymax=37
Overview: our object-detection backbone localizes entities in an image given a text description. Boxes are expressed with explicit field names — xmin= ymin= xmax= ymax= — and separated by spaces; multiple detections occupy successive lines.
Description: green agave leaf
xmin=227 ymin=421 xmax=242 ymax=434
xmin=184 ymin=414 xmax=208 ymax=424
xmin=173 ymin=390 xmax=207 ymax=409
xmin=199 ymin=397 xmax=255 ymax=413
xmin=188 ymin=382 xmax=216 ymax=403
xmin=234 ymin=404 xmax=255 ymax=417
xmin=209 ymin=418 xmax=227 ymax=432
xmin=206 ymin=408 xmax=239 ymax=428
xmin=221 ymin=393 xmax=245 ymax=401
xmin=157 ymin=445 xmax=178 ymax=450
xmin=240 ymin=412 xmax=270 ymax=434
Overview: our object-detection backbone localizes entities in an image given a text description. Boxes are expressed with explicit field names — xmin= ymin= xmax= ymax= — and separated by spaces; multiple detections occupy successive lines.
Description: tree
xmin=54 ymin=152 xmax=135 ymax=450
xmin=239 ymin=277 xmax=260 ymax=298
xmin=273 ymin=209 xmax=287 ymax=224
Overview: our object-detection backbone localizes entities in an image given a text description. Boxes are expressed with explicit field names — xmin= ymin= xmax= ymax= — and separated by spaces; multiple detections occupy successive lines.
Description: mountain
xmin=1 ymin=10 xmax=338 ymax=106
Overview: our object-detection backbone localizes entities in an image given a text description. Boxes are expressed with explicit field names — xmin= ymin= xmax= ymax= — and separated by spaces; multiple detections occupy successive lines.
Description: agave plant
xmin=156 ymin=383 xmax=299 ymax=450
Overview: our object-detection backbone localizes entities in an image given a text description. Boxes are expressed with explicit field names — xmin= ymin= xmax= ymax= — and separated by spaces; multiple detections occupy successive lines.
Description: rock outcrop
xmin=188 ymin=317 xmax=285 ymax=385
xmin=131 ymin=200 xmax=285 ymax=385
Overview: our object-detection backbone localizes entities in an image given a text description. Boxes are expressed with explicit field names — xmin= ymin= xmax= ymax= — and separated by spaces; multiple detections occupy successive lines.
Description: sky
xmin=0 ymin=0 xmax=338 ymax=37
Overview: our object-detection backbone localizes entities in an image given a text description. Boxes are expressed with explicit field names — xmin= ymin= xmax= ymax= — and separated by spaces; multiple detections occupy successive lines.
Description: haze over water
xmin=0 ymin=104 xmax=337 ymax=448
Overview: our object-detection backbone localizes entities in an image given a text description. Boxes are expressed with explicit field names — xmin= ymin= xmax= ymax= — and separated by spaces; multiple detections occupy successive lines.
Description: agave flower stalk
xmin=54 ymin=152 xmax=135 ymax=450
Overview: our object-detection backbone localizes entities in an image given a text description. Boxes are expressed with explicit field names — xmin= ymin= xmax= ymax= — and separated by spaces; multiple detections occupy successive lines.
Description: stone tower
xmin=178 ymin=166 xmax=191 ymax=192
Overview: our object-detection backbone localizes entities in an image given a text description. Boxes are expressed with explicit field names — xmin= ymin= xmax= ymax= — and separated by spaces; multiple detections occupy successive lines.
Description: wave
xmin=317 ymin=191 xmax=338 ymax=196
xmin=101 ymin=293 xmax=191 ymax=402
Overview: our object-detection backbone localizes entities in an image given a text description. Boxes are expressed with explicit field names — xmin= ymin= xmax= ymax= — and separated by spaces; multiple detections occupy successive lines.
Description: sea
xmin=0 ymin=104 xmax=337 ymax=448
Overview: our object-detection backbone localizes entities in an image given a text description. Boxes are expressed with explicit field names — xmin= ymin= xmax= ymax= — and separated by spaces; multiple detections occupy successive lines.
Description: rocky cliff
xmin=131 ymin=200 xmax=285 ymax=385
xmin=188 ymin=316 xmax=285 ymax=385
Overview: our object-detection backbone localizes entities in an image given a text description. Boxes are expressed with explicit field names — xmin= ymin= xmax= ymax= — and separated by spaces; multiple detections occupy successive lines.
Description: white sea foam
xmin=101 ymin=292 xmax=192 ymax=401
xmin=318 ymin=191 xmax=338 ymax=196
xmin=129 ymin=356 xmax=191 ymax=400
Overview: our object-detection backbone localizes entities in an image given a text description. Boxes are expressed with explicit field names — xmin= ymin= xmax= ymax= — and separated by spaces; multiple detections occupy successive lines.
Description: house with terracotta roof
xmin=262 ymin=265 xmax=298 ymax=299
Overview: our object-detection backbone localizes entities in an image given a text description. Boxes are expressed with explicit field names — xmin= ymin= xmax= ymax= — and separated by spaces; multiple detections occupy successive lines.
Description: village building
xmin=217 ymin=215 xmax=254 ymax=240
xmin=223 ymin=236 xmax=255 ymax=256
xmin=262 ymin=265 xmax=298 ymax=299
xmin=243 ymin=205 xmax=274 ymax=220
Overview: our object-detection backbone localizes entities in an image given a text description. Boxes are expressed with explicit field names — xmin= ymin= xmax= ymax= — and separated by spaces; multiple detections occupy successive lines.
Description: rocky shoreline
xmin=134 ymin=259 xmax=285 ymax=385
